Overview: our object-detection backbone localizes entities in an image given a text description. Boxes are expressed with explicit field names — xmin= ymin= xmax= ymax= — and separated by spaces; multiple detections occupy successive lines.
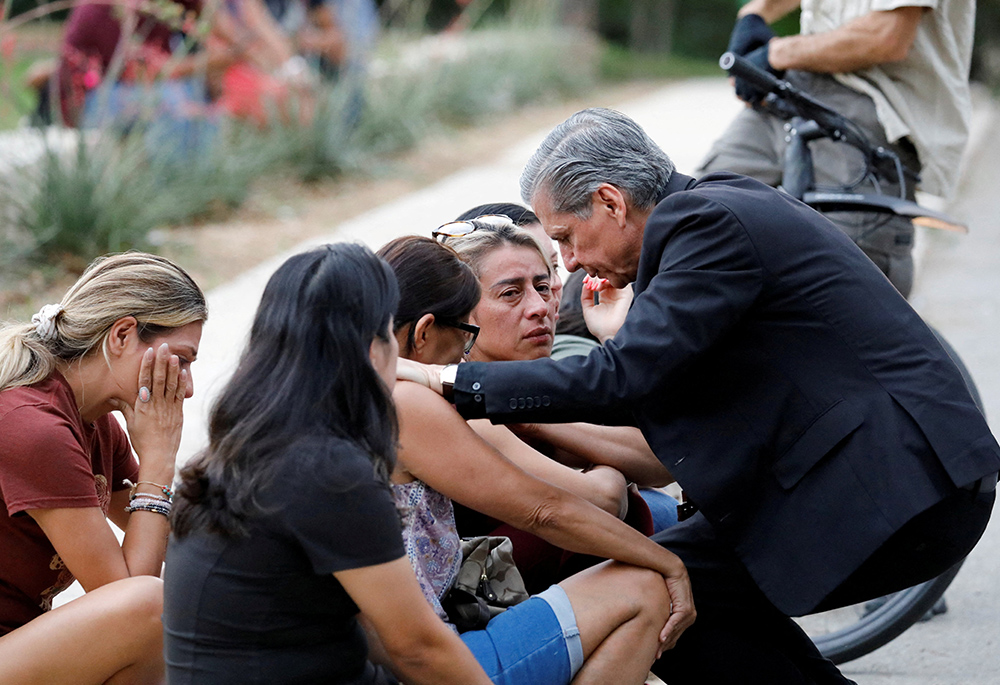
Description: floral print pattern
xmin=391 ymin=480 xmax=462 ymax=623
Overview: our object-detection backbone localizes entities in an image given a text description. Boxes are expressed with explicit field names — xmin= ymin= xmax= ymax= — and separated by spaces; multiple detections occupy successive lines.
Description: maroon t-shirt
xmin=0 ymin=372 xmax=138 ymax=635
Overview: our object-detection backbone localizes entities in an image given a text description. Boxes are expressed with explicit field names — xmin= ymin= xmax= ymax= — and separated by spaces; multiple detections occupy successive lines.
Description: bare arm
xmin=513 ymin=422 xmax=674 ymax=488
xmin=468 ymin=419 xmax=628 ymax=517
xmin=106 ymin=488 xmax=132 ymax=533
xmin=28 ymin=506 xmax=160 ymax=590
xmin=30 ymin=344 xmax=189 ymax=588
xmin=151 ymin=3 xmax=254 ymax=80
xmin=757 ymin=4 xmax=926 ymax=73
xmin=394 ymin=383 xmax=687 ymax=581
xmin=337 ymin=558 xmax=491 ymax=685
xmin=230 ymin=0 xmax=296 ymax=70
xmin=161 ymin=45 xmax=242 ymax=80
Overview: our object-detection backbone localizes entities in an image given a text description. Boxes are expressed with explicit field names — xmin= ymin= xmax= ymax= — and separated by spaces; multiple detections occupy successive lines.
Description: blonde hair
xmin=0 ymin=253 xmax=207 ymax=391
xmin=441 ymin=218 xmax=552 ymax=278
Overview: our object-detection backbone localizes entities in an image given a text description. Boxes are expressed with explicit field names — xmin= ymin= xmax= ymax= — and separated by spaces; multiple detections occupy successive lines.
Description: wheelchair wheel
xmin=797 ymin=561 xmax=962 ymax=664
xmin=797 ymin=326 xmax=982 ymax=664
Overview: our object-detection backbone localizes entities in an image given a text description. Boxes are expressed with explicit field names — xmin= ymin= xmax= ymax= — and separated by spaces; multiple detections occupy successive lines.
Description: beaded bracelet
xmin=123 ymin=479 xmax=174 ymax=501
xmin=125 ymin=497 xmax=172 ymax=516
xmin=129 ymin=492 xmax=171 ymax=504
xmin=127 ymin=494 xmax=171 ymax=507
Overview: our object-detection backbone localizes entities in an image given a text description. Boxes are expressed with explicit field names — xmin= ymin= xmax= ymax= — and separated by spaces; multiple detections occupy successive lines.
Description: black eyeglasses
xmin=432 ymin=214 xmax=513 ymax=241
xmin=439 ymin=320 xmax=480 ymax=354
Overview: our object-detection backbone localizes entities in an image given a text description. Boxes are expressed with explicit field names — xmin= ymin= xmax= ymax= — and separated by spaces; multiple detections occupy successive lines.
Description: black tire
xmin=803 ymin=560 xmax=964 ymax=664
xmin=800 ymin=326 xmax=983 ymax=664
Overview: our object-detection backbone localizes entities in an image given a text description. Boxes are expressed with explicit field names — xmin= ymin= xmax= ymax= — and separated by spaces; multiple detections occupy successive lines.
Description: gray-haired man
xmin=400 ymin=107 xmax=998 ymax=684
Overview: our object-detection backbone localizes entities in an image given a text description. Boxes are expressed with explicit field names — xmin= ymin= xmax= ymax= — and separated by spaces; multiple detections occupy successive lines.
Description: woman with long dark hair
xmin=164 ymin=243 xmax=490 ymax=684
xmin=378 ymin=236 xmax=692 ymax=685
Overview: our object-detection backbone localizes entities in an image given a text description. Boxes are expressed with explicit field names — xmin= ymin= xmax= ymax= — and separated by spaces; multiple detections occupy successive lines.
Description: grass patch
xmin=600 ymin=44 xmax=723 ymax=81
xmin=3 ymin=131 xmax=248 ymax=259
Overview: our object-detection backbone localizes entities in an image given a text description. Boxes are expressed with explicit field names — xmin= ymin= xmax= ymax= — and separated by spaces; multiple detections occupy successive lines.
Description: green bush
xmin=243 ymin=86 xmax=366 ymax=182
xmin=600 ymin=44 xmax=720 ymax=81
xmin=7 ymin=136 xmax=160 ymax=258
xmin=670 ymin=1 xmax=743 ymax=62
xmin=0 ymin=25 xmax=598 ymax=266
xmin=428 ymin=30 xmax=596 ymax=126
xmin=352 ymin=73 xmax=435 ymax=155
xmin=5 ymin=0 xmax=69 ymax=20
xmin=2 ymin=129 xmax=255 ymax=259
xmin=973 ymin=0 xmax=1000 ymax=90
xmin=597 ymin=0 xmax=798 ymax=61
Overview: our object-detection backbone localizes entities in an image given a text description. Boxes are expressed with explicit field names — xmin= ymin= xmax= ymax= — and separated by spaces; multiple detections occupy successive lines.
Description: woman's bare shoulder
xmin=392 ymin=381 xmax=467 ymax=429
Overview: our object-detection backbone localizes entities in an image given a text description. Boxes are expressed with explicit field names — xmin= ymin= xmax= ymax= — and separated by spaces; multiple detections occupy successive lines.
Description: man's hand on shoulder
xmin=395 ymin=358 xmax=444 ymax=396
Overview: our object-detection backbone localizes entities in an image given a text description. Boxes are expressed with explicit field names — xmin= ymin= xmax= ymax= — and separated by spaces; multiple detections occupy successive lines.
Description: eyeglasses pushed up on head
xmin=432 ymin=214 xmax=513 ymax=241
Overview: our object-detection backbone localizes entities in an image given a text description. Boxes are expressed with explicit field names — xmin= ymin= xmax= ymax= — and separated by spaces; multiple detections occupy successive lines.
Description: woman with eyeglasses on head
xmin=164 ymin=243 xmax=490 ymax=685
xmin=451 ymin=204 xmax=635 ymax=346
xmin=377 ymin=235 xmax=692 ymax=685
xmin=440 ymin=214 xmax=677 ymax=529
xmin=0 ymin=252 xmax=206 ymax=684
xmin=455 ymin=203 xmax=564 ymax=306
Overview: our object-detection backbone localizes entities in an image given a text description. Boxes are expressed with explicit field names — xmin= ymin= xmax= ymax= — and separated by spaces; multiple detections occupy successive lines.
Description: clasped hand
xmin=657 ymin=559 xmax=696 ymax=657
xmin=396 ymin=358 xmax=444 ymax=395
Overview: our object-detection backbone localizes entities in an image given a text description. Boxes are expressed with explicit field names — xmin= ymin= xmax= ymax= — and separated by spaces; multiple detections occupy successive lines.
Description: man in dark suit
xmin=400 ymin=108 xmax=999 ymax=683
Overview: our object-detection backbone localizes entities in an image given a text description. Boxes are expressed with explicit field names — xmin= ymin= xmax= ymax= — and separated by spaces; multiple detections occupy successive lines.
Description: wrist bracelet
xmin=125 ymin=497 xmax=172 ymax=516
xmin=124 ymin=479 xmax=174 ymax=501
xmin=126 ymin=494 xmax=172 ymax=510
xmin=130 ymin=492 xmax=171 ymax=504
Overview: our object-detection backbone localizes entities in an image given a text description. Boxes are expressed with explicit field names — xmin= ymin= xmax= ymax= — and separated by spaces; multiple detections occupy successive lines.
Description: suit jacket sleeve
xmin=453 ymin=191 xmax=765 ymax=425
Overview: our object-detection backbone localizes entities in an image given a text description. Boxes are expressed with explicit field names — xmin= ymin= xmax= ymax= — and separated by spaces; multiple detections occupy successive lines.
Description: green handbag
xmin=442 ymin=535 xmax=530 ymax=632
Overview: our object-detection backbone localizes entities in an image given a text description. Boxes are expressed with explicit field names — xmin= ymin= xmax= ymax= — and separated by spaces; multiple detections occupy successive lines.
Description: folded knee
xmin=613 ymin=565 xmax=672 ymax=619
xmin=112 ymin=576 xmax=164 ymax=630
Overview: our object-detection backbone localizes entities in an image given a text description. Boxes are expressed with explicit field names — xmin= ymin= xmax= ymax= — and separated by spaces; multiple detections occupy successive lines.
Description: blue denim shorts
xmin=460 ymin=584 xmax=584 ymax=685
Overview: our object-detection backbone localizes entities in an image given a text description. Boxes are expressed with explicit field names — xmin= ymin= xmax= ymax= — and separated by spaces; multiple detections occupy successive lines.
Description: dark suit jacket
xmin=452 ymin=171 xmax=1000 ymax=615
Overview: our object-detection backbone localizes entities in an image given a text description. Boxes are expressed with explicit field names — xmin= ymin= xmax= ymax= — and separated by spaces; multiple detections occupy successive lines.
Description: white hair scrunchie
xmin=31 ymin=303 xmax=64 ymax=342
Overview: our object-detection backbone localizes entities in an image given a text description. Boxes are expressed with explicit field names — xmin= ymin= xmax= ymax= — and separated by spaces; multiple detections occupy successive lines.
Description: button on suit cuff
xmin=452 ymin=365 xmax=487 ymax=419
